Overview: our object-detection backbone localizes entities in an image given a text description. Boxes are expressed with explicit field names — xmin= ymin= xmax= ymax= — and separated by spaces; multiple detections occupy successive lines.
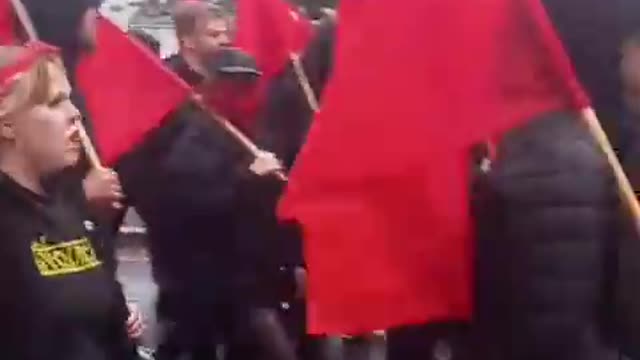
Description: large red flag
xmin=280 ymin=0 xmax=589 ymax=335
xmin=235 ymin=0 xmax=313 ymax=77
xmin=77 ymin=18 xmax=191 ymax=165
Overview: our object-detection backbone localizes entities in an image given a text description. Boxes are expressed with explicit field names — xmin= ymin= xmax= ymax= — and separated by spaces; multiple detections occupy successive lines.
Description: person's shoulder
xmin=497 ymin=111 xmax=610 ymax=180
xmin=0 ymin=193 xmax=32 ymax=259
xmin=164 ymin=54 xmax=205 ymax=86
xmin=0 ymin=179 xmax=29 ymax=221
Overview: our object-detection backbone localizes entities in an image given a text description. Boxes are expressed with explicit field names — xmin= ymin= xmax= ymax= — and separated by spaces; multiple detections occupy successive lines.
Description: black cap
xmin=205 ymin=47 xmax=262 ymax=80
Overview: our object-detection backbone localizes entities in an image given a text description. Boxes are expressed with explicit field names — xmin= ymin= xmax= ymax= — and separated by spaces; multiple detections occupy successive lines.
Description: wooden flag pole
xmin=582 ymin=108 xmax=640 ymax=226
xmin=191 ymin=96 xmax=288 ymax=181
xmin=192 ymin=96 xmax=261 ymax=154
xmin=290 ymin=52 xmax=320 ymax=113
xmin=13 ymin=0 xmax=285 ymax=178
xmin=9 ymin=0 xmax=37 ymax=41
xmin=10 ymin=0 xmax=104 ymax=170
xmin=76 ymin=120 xmax=104 ymax=169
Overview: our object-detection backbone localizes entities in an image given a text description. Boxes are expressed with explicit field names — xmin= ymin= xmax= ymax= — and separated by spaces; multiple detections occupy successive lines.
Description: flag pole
xmin=191 ymin=96 xmax=288 ymax=181
xmin=9 ymin=0 xmax=104 ymax=170
xmin=76 ymin=120 xmax=104 ymax=169
xmin=290 ymin=52 xmax=320 ymax=112
xmin=9 ymin=0 xmax=36 ymax=41
xmin=192 ymin=96 xmax=261 ymax=153
xmin=13 ymin=1 xmax=284 ymax=180
xmin=582 ymin=108 xmax=640 ymax=227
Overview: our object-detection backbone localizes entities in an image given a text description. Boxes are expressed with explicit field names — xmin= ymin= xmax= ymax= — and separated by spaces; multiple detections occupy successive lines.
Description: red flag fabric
xmin=235 ymin=0 xmax=313 ymax=77
xmin=279 ymin=0 xmax=589 ymax=335
xmin=76 ymin=18 xmax=191 ymax=165
xmin=202 ymin=78 xmax=264 ymax=134
xmin=0 ymin=0 xmax=16 ymax=44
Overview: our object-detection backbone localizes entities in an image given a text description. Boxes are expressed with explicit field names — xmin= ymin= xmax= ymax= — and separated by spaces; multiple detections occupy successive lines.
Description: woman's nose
xmin=68 ymin=121 xmax=80 ymax=142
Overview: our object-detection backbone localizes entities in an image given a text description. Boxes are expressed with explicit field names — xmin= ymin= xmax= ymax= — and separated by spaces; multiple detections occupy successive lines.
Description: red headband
xmin=0 ymin=41 xmax=59 ymax=93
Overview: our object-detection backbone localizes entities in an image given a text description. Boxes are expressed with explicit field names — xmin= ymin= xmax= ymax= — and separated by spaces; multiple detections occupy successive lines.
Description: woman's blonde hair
xmin=0 ymin=46 xmax=65 ymax=119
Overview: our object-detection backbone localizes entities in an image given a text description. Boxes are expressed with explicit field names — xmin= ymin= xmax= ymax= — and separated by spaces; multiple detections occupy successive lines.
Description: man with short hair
xmin=117 ymin=2 xmax=296 ymax=360
xmin=167 ymin=1 xmax=265 ymax=134
xmin=167 ymin=0 xmax=231 ymax=86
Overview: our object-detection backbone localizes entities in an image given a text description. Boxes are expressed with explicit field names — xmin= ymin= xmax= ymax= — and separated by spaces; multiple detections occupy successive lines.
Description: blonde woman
xmin=0 ymin=43 xmax=138 ymax=360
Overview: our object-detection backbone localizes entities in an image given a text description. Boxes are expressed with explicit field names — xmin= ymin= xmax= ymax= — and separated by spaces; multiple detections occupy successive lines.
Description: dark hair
xmin=21 ymin=0 xmax=97 ymax=50
xmin=129 ymin=30 xmax=161 ymax=56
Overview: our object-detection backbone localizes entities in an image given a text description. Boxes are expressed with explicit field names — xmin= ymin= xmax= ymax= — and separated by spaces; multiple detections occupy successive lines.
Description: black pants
xmin=155 ymin=323 xmax=261 ymax=360
xmin=154 ymin=285 xmax=301 ymax=360
xmin=154 ymin=290 xmax=262 ymax=360
xmin=386 ymin=322 xmax=470 ymax=360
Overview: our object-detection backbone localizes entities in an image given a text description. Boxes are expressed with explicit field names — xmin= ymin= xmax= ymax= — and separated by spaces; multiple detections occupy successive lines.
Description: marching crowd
xmin=3 ymin=0 xmax=640 ymax=360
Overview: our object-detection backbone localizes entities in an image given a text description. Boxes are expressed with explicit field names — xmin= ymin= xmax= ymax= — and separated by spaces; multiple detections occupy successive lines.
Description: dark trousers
xmin=154 ymin=291 xmax=261 ymax=360
xmin=154 ymin=322 xmax=261 ymax=360
xmin=387 ymin=322 xmax=470 ymax=360
xmin=154 ymin=288 xmax=295 ymax=360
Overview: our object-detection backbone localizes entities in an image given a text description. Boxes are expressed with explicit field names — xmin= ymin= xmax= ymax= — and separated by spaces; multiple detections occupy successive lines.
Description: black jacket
xmin=117 ymin=55 xmax=285 ymax=309
xmin=257 ymin=18 xmax=336 ymax=170
xmin=0 ymin=172 xmax=135 ymax=360
xmin=253 ymin=20 xmax=337 ymax=277
xmin=472 ymin=112 xmax=621 ymax=360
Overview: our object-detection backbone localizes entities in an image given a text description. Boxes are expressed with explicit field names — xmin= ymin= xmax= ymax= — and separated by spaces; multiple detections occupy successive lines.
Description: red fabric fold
xmin=280 ymin=0 xmax=589 ymax=335
xmin=235 ymin=0 xmax=313 ymax=77
xmin=76 ymin=18 xmax=191 ymax=165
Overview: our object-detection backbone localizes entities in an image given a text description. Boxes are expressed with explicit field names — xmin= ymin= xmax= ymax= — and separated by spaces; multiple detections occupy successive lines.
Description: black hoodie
xmin=0 ymin=172 xmax=135 ymax=360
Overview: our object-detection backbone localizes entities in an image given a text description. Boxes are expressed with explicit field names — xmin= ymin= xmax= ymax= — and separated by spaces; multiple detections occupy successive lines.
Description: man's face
xmin=622 ymin=45 xmax=640 ymax=115
xmin=191 ymin=17 xmax=230 ymax=59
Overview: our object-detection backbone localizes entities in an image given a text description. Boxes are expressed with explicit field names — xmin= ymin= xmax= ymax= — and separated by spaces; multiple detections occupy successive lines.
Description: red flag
xmin=235 ymin=0 xmax=313 ymax=77
xmin=76 ymin=18 xmax=191 ymax=165
xmin=0 ymin=0 xmax=16 ymax=44
xmin=203 ymin=78 xmax=263 ymax=134
xmin=229 ymin=0 xmax=314 ymax=132
xmin=279 ymin=0 xmax=589 ymax=335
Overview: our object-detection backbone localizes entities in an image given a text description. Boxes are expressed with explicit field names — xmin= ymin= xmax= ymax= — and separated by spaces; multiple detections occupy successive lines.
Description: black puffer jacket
xmin=472 ymin=112 xmax=621 ymax=360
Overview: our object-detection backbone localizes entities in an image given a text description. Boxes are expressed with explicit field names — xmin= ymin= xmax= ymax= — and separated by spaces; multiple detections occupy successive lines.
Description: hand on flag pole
xmin=249 ymin=150 xmax=284 ymax=176
xmin=189 ymin=94 xmax=288 ymax=180
xmin=83 ymin=166 xmax=124 ymax=214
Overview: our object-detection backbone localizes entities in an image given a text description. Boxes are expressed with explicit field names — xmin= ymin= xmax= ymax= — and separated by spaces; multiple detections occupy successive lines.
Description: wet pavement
xmin=116 ymin=240 xmax=159 ymax=348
